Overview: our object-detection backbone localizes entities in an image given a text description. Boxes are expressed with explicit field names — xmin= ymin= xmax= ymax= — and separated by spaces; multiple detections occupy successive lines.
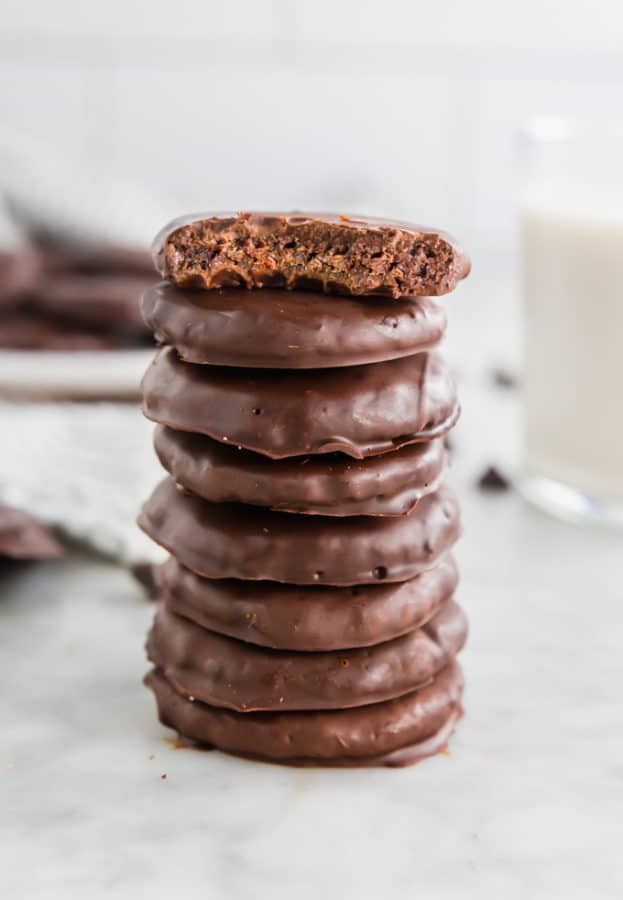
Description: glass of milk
xmin=519 ymin=117 xmax=623 ymax=527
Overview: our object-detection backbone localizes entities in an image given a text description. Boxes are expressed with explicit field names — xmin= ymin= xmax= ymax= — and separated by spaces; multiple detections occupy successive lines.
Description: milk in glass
xmin=519 ymin=121 xmax=623 ymax=525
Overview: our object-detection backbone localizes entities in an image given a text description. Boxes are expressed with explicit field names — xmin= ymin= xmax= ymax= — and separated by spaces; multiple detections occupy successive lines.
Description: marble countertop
xmin=3 ymin=465 xmax=622 ymax=899
xmin=2 ymin=276 xmax=622 ymax=899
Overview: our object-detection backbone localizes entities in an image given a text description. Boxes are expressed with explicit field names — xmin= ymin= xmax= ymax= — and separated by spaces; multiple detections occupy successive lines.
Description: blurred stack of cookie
xmin=140 ymin=212 xmax=470 ymax=767
xmin=0 ymin=239 xmax=155 ymax=350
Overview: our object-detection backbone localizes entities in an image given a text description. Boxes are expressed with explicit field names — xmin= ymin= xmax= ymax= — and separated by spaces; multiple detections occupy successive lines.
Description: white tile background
xmin=1 ymin=0 xmax=622 ymax=257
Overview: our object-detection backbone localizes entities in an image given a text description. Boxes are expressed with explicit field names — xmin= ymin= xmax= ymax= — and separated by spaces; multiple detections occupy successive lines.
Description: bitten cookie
xmin=154 ymin=212 xmax=470 ymax=298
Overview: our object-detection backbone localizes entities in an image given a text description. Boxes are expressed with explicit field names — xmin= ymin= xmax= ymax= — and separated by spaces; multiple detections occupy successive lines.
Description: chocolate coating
xmin=142 ymin=348 xmax=459 ymax=459
xmin=154 ymin=426 xmax=446 ymax=517
xmin=139 ymin=479 xmax=460 ymax=585
xmin=160 ymin=555 xmax=458 ymax=650
xmin=145 ymin=660 xmax=464 ymax=766
xmin=147 ymin=598 xmax=466 ymax=711
xmin=153 ymin=211 xmax=470 ymax=299
xmin=141 ymin=282 xmax=446 ymax=368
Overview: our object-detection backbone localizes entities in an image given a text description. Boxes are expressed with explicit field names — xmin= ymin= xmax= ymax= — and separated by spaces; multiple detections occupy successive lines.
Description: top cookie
xmin=153 ymin=211 xmax=470 ymax=299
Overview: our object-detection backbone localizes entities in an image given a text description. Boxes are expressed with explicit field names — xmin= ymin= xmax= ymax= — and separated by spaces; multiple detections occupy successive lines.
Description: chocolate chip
xmin=491 ymin=368 xmax=518 ymax=389
xmin=477 ymin=466 xmax=511 ymax=491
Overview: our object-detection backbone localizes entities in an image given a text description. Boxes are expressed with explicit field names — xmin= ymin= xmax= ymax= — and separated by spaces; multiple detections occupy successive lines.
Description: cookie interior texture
xmin=157 ymin=212 xmax=470 ymax=298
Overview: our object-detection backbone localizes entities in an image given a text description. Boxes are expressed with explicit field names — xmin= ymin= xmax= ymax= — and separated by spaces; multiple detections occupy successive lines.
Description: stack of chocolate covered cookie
xmin=139 ymin=212 xmax=470 ymax=767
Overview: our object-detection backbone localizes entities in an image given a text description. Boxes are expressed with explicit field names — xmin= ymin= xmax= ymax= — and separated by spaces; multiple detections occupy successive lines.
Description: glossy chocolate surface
xmin=145 ymin=660 xmax=463 ymax=765
xmin=142 ymin=281 xmax=446 ymax=368
xmin=147 ymin=598 xmax=466 ymax=711
xmin=142 ymin=348 xmax=459 ymax=459
xmin=160 ymin=555 xmax=458 ymax=650
xmin=154 ymin=426 xmax=446 ymax=517
xmin=139 ymin=479 xmax=461 ymax=586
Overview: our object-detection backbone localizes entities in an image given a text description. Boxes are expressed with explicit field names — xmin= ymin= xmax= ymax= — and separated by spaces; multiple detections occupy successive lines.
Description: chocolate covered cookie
xmin=145 ymin=660 xmax=463 ymax=766
xmin=139 ymin=478 xmax=460 ymax=585
xmin=142 ymin=348 xmax=458 ymax=459
xmin=154 ymin=212 xmax=470 ymax=298
xmin=154 ymin=426 xmax=446 ymax=517
xmin=160 ymin=555 xmax=458 ymax=650
xmin=142 ymin=282 xmax=446 ymax=368
xmin=147 ymin=599 xmax=466 ymax=711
